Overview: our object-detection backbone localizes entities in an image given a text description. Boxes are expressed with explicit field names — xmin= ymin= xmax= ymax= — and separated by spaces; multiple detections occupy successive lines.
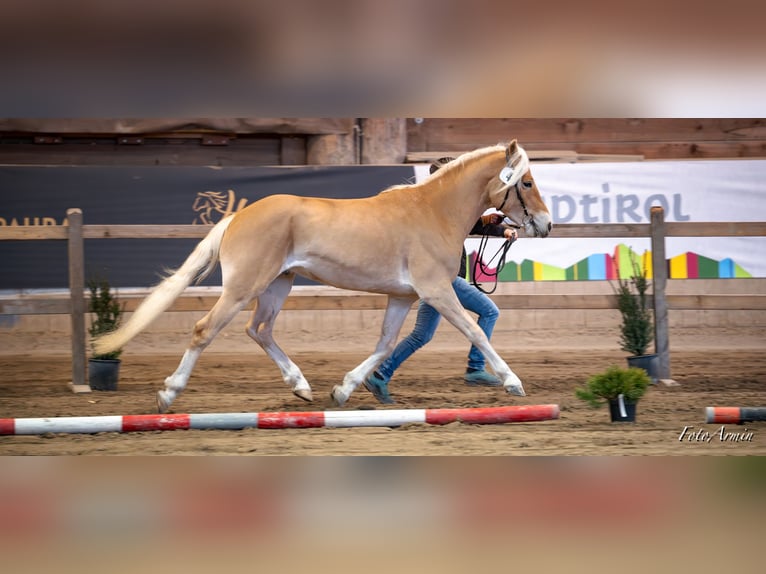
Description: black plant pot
xmin=88 ymin=359 xmax=121 ymax=391
xmin=626 ymin=353 xmax=659 ymax=383
xmin=608 ymin=395 xmax=637 ymax=422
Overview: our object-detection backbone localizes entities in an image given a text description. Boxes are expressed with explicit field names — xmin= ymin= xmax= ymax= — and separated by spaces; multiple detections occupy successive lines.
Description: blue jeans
xmin=376 ymin=277 xmax=500 ymax=381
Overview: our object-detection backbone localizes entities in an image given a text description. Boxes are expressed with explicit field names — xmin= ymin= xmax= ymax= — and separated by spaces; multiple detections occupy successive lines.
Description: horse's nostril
xmin=547 ymin=222 xmax=552 ymax=232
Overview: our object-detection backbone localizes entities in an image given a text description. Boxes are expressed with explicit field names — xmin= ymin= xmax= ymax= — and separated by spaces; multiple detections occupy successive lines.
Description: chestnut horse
xmin=94 ymin=140 xmax=552 ymax=412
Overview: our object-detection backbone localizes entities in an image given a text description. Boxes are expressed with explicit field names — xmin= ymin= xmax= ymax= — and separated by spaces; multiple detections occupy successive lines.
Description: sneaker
xmin=363 ymin=371 xmax=396 ymax=404
xmin=464 ymin=369 xmax=503 ymax=387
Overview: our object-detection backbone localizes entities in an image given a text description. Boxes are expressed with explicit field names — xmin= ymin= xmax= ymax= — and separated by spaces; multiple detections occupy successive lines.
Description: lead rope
xmin=471 ymin=232 xmax=517 ymax=294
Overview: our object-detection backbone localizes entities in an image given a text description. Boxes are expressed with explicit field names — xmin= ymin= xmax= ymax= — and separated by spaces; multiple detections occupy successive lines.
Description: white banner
xmin=452 ymin=159 xmax=766 ymax=279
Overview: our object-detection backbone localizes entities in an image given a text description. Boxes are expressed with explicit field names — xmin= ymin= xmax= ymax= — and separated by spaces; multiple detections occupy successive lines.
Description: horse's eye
xmin=522 ymin=180 xmax=533 ymax=189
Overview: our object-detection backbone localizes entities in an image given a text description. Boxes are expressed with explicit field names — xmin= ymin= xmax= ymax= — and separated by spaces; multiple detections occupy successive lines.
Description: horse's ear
xmin=506 ymin=140 xmax=518 ymax=162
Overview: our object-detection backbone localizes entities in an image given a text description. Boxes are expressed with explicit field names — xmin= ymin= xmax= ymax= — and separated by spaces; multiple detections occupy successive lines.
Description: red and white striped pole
xmin=0 ymin=404 xmax=559 ymax=435
xmin=705 ymin=407 xmax=766 ymax=424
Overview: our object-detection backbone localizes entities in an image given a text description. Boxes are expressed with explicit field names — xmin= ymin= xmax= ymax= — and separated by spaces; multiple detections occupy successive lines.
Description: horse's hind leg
xmin=158 ymin=288 xmax=253 ymax=413
xmin=245 ymin=274 xmax=313 ymax=402
xmin=331 ymin=295 xmax=414 ymax=406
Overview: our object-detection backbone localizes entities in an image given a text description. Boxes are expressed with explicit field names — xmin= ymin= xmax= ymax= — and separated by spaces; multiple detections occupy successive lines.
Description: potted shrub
xmin=613 ymin=254 xmax=659 ymax=381
xmin=575 ymin=365 xmax=651 ymax=422
xmin=87 ymin=278 xmax=123 ymax=391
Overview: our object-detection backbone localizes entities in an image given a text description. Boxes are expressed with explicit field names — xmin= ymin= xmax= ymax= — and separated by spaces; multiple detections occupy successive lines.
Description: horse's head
xmin=486 ymin=140 xmax=552 ymax=238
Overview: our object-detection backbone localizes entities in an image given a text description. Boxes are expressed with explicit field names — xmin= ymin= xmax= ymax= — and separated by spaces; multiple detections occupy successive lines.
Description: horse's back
xmin=218 ymin=191 xmax=430 ymax=295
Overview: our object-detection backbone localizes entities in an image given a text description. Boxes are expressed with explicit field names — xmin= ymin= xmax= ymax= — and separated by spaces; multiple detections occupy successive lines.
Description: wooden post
xmin=67 ymin=208 xmax=90 ymax=393
xmin=360 ymin=118 xmax=407 ymax=164
xmin=650 ymin=206 xmax=672 ymax=381
xmin=306 ymin=133 xmax=357 ymax=164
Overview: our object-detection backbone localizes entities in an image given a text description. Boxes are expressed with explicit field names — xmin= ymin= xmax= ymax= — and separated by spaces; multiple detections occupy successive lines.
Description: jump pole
xmin=0 ymin=404 xmax=559 ymax=435
xmin=705 ymin=407 xmax=766 ymax=425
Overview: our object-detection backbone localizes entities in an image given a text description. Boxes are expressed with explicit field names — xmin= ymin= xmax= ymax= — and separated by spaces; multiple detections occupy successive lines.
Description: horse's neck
xmin=439 ymin=150 xmax=503 ymax=232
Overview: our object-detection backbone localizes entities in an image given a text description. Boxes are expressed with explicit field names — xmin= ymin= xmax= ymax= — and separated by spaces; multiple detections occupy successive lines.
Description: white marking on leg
xmin=247 ymin=275 xmax=313 ymax=401
xmin=159 ymin=287 xmax=252 ymax=412
xmin=249 ymin=319 xmax=312 ymax=395
xmin=159 ymin=348 xmax=202 ymax=412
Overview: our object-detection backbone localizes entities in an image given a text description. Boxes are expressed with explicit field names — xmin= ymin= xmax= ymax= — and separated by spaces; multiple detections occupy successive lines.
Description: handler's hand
xmin=504 ymin=228 xmax=518 ymax=242
xmin=482 ymin=213 xmax=504 ymax=226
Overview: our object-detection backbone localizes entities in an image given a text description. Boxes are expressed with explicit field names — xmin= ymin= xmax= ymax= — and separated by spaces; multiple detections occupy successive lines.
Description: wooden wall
xmin=1 ymin=118 xmax=764 ymax=166
xmin=406 ymin=118 xmax=766 ymax=162
xmin=0 ymin=118 xmax=357 ymax=166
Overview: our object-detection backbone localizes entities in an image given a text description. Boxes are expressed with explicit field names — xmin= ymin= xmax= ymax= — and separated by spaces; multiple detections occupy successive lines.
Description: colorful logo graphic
xmin=469 ymin=244 xmax=752 ymax=282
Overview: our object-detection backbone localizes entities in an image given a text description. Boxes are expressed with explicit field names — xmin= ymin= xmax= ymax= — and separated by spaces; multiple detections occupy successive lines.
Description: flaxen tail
xmin=92 ymin=215 xmax=234 ymax=355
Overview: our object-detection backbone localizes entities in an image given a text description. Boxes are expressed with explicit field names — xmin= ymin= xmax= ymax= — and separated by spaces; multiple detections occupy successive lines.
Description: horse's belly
xmin=289 ymin=262 xmax=414 ymax=296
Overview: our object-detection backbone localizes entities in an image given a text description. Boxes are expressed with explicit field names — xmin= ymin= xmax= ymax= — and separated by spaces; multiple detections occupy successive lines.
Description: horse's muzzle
xmin=528 ymin=217 xmax=552 ymax=238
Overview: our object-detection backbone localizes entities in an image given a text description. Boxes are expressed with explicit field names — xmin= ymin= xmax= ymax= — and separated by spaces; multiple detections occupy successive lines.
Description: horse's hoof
xmin=331 ymin=385 xmax=348 ymax=407
xmin=156 ymin=391 xmax=171 ymax=413
xmin=293 ymin=388 xmax=313 ymax=402
xmin=504 ymin=384 xmax=526 ymax=397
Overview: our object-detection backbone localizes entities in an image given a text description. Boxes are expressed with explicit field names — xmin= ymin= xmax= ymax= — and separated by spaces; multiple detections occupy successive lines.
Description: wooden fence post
xmin=360 ymin=118 xmax=407 ymax=164
xmin=67 ymin=208 xmax=89 ymax=392
xmin=650 ymin=206 xmax=671 ymax=380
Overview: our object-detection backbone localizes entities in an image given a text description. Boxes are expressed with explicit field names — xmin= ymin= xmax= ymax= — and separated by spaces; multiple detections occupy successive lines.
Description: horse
xmin=93 ymin=140 xmax=552 ymax=413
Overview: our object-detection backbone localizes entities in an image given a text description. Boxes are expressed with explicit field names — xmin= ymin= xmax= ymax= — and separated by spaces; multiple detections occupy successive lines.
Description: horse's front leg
xmin=331 ymin=295 xmax=415 ymax=406
xmin=426 ymin=291 xmax=526 ymax=397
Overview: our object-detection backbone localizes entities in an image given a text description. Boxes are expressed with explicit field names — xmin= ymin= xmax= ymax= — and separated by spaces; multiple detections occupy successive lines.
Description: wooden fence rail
xmin=2 ymin=207 xmax=766 ymax=389
xmin=4 ymin=291 xmax=766 ymax=316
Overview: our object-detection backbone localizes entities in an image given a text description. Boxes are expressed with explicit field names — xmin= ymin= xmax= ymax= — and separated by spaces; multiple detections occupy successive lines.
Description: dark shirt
xmin=458 ymin=219 xmax=507 ymax=278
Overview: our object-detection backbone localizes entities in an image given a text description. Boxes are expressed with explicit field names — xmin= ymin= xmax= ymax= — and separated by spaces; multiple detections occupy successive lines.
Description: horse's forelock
xmin=506 ymin=145 xmax=530 ymax=186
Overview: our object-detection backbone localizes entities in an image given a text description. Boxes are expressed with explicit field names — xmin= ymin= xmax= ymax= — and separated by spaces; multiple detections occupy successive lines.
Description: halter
xmin=499 ymin=187 xmax=532 ymax=232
